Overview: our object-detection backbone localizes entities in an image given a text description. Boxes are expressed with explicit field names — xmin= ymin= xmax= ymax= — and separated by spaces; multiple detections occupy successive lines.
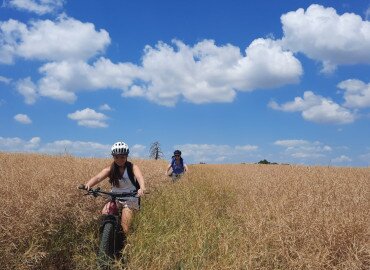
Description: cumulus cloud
xmin=0 ymin=75 xmax=11 ymax=84
xmin=16 ymin=77 xmax=38 ymax=104
xmin=22 ymin=38 xmax=302 ymax=106
xmin=0 ymin=16 xmax=110 ymax=64
xmin=332 ymin=155 xmax=352 ymax=163
xmin=130 ymin=144 xmax=147 ymax=158
xmin=67 ymin=108 xmax=108 ymax=128
xmin=228 ymin=38 xmax=302 ymax=90
xmin=269 ymin=91 xmax=356 ymax=124
xmin=14 ymin=113 xmax=32 ymax=124
xmin=99 ymin=104 xmax=112 ymax=111
xmin=0 ymin=136 xmax=143 ymax=157
xmin=235 ymin=145 xmax=258 ymax=151
xmin=359 ymin=152 xmax=370 ymax=163
xmin=128 ymin=39 xmax=302 ymax=106
xmin=274 ymin=139 xmax=310 ymax=147
xmin=5 ymin=0 xmax=64 ymax=15
xmin=35 ymin=58 xmax=141 ymax=103
xmin=174 ymin=143 xmax=259 ymax=163
xmin=337 ymin=79 xmax=370 ymax=109
xmin=0 ymin=136 xmax=40 ymax=151
xmin=39 ymin=139 xmax=110 ymax=157
xmin=281 ymin=4 xmax=370 ymax=73
xmin=274 ymin=139 xmax=332 ymax=159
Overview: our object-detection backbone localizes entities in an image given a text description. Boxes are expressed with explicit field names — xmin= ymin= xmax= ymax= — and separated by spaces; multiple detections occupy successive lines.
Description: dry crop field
xmin=0 ymin=152 xmax=369 ymax=269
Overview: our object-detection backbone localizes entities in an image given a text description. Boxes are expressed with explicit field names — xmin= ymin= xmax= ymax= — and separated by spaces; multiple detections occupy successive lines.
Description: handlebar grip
xmin=78 ymin=184 xmax=86 ymax=190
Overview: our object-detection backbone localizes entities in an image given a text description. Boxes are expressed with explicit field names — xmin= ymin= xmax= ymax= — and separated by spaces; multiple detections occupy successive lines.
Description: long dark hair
xmin=109 ymin=161 xmax=125 ymax=187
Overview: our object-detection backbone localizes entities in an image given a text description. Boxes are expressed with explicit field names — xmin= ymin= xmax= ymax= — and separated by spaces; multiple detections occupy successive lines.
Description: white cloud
xmin=0 ymin=16 xmax=110 ymax=63
xmin=274 ymin=139 xmax=310 ymax=147
xmin=0 ymin=19 xmax=26 ymax=64
xmin=281 ymin=4 xmax=370 ymax=73
xmin=99 ymin=104 xmax=112 ymax=111
xmin=366 ymin=7 xmax=370 ymax=20
xmin=0 ymin=136 xmax=40 ymax=151
xmin=0 ymin=75 xmax=11 ymax=84
xmin=39 ymin=139 xmax=110 ymax=157
xmin=337 ymin=79 xmax=370 ymax=109
xmin=5 ymin=0 xmax=64 ymax=15
xmin=23 ymin=38 xmax=302 ymax=106
xmin=173 ymin=143 xmax=259 ymax=163
xmin=14 ymin=113 xmax=32 ymax=124
xmin=35 ymin=58 xmax=141 ymax=103
xmin=359 ymin=152 xmax=370 ymax=163
xmin=228 ymin=38 xmax=302 ymax=90
xmin=134 ymin=39 xmax=302 ymax=106
xmin=67 ymin=108 xmax=108 ymax=128
xmin=235 ymin=145 xmax=258 ymax=151
xmin=0 ymin=136 xmax=141 ymax=158
xmin=175 ymin=144 xmax=232 ymax=163
xmin=130 ymin=144 xmax=147 ymax=158
xmin=332 ymin=155 xmax=352 ymax=163
xmin=269 ymin=91 xmax=356 ymax=124
xmin=274 ymin=139 xmax=332 ymax=159
xmin=16 ymin=77 xmax=38 ymax=104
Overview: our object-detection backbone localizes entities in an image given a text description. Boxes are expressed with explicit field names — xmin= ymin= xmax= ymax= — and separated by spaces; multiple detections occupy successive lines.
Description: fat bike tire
xmin=97 ymin=222 xmax=115 ymax=269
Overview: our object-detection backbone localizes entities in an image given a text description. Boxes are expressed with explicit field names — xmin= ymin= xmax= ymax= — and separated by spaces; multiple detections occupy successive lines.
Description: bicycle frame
xmin=171 ymin=172 xmax=184 ymax=182
xmin=79 ymin=185 xmax=137 ymax=263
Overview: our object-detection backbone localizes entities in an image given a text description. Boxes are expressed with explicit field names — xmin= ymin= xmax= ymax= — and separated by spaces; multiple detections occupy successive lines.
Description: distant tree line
xmin=257 ymin=159 xmax=278 ymax=165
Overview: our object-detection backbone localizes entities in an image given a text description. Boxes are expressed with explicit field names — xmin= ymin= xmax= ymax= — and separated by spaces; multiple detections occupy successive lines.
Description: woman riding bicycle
xmin=165 ymin=150 xmax=188 ymax=181
xmin=84 ymin=141 xmax=146 ymax=236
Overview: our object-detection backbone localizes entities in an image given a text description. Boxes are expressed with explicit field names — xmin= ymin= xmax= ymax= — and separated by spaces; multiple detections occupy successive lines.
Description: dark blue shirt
xmin=171 ymin=157 xmax=185 ymax=174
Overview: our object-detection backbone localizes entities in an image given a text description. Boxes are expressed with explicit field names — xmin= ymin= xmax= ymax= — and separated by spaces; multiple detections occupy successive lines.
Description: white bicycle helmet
xmin=111 ymin=141 xmax=129 ymax=155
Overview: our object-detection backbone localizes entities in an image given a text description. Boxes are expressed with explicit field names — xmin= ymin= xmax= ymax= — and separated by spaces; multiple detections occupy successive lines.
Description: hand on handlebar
xmin=137 ymin=188 xmax=146 ymax=197
xmin=78 ymin=184 xmax=91 ymax=191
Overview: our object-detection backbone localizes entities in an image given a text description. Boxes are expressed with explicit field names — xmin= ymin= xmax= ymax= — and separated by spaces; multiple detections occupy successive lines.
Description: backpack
xmin=125 ymin=161 xmax=140 ymax=190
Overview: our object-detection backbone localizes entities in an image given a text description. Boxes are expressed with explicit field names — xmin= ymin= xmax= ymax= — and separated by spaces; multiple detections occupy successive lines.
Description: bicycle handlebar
xmin=78 ymin=184 xmax=138 ymax=198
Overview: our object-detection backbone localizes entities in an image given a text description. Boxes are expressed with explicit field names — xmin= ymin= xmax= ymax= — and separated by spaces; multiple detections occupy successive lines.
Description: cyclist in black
xmin=84 ymin=141 xmax=146 ymax=235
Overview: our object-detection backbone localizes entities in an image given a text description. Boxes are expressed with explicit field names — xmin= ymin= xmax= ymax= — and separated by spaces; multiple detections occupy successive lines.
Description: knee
xmin=121 ymin=222 xmax=129 ymax=234
xmin=101 ymin=204 xmax=109 ymax=214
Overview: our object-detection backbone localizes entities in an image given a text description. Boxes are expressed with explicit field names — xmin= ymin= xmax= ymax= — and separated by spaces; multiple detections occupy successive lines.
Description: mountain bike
xmin=78 ymin=185 xmax=137 ymax=269
xmin=170 ymin=172 xmax=184 ymax=182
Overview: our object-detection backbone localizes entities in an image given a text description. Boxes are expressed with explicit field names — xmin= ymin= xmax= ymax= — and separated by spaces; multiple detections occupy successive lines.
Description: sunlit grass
xmin=0 ymin=153 xmax=369 ymax=269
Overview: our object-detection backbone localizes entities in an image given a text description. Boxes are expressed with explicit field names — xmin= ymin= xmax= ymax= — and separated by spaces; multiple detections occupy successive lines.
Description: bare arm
xmin=184 ymin=164 xmax=189 ymax=172
xmin=84 ymin=166 xmax=110 ymax=190
xmin=133 ymin=164 xmax=146 ymax=196
xmin=165 ymin=163 xmax=172 ymax=174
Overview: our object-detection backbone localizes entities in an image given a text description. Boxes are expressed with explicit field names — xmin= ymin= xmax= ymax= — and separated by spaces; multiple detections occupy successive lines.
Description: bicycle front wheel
xmin=98 ymin=222 xmax=115 ymax=268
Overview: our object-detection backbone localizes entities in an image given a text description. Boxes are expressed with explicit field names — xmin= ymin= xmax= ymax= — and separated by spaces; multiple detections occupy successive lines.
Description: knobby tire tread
xmin=98 ymin=222 xmax=115 ymax=269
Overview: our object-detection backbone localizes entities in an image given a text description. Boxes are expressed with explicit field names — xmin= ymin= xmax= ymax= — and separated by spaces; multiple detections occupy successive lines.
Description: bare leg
xmin=101 ymin=202 xmax=110 ymax=214
xmin=121 ymin=207 xmax=134 ymax=234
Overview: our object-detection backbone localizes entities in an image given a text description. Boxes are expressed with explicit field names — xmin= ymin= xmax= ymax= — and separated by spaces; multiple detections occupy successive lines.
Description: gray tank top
xmin=111 ymin=168 xmax=136 ymax=193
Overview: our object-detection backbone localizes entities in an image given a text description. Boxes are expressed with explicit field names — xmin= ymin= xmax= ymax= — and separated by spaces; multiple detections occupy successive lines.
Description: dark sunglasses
xmin=113 ymin=154 xmax=128 ymax=158
xmin=175 ymin=155 xmax=180 ymax=157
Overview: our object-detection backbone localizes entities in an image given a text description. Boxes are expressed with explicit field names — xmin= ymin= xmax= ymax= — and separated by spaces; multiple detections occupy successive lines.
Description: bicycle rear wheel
xmin=98 ymin=223 xmax=115 ymax=269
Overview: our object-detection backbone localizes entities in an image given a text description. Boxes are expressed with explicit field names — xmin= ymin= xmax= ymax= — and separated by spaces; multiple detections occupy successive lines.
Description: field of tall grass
xmin=0 ymin=152 xmax=369 ymax=269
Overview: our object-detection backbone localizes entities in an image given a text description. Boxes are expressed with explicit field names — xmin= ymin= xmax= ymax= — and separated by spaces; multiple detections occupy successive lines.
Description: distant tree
xmin=257 ymin=159 xmax=279 ymax=165
xmin=149 ymin=141 xmax=164 ymax=160
xmin=258 ymin=159 xmax=271 ymax=164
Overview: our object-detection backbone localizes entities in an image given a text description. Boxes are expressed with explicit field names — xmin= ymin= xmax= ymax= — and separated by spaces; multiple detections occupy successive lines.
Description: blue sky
xmin=1 ymin=0 xmax=370 ymax=166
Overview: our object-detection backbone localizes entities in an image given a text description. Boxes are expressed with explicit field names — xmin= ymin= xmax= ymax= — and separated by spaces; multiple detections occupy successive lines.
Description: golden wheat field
xmin=0 ymin=152 xmax=369 ymax=270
